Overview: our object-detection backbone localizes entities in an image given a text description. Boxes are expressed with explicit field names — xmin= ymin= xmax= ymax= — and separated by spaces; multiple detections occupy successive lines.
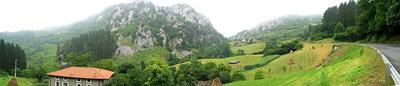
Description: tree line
xmin=106 ymin=60 xmax=245 ymax=86
xmin=309 ymin=0 xmax=400 ymax=42
xmin=0 ymin=39 xmax=26 ymax=74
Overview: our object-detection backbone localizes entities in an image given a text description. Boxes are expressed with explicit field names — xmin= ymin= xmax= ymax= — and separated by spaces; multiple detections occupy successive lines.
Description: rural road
xmin=369 ymin=44 xmax=400 ymax=72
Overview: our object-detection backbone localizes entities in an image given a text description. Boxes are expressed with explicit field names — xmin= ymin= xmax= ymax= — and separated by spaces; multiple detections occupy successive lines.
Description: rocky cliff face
xmin=93 ymin=1 xmax=228 ymax=58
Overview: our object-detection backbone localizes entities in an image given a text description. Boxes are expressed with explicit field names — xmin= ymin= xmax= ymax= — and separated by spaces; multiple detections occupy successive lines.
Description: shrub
xmin=219 ymin=71 xmax=232 ymax=83
xmin=254 ymin=69 xmax=264 ymax=80
xmin=236 ymin=49 xmax=245 ymax=56
xmin=0 ymin=69 xmax=7 ymax=77
xmin=263 ymin=40 xmax=303 ymax=56
xmin=333 ymin=32 xmax=347 ymax=41
xmin=231 ymin=71 xmax=246 ymax=81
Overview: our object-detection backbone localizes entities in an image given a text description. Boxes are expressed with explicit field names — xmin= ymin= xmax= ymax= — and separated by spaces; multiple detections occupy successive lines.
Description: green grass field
xmin=230 ymin=42 xmax=265 ymax=55
xmin=0 ymin=76 xmax=35 ymax=86
xmin=241 ymin=43 xmax=333 ymax=79
xmin=226 ymin=44 xmax=387 ymax=86
xmin=198 ymin=55 xmax=264 ymax=70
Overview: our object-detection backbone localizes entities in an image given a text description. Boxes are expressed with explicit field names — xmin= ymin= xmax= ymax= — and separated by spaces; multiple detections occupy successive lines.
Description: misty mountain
xmin=0 ymin=1 xmax=231 ymax=62
xmin=229 ymin=15 xmax=321 ymax=42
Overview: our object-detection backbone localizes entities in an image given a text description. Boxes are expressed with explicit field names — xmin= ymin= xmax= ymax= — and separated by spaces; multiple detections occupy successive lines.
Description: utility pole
xmin=14 ymin=59 xmax=17 ymax=77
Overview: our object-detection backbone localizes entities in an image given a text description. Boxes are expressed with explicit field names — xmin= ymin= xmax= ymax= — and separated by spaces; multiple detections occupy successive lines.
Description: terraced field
xmin=241 ymin=43 xmax=333 ymax=79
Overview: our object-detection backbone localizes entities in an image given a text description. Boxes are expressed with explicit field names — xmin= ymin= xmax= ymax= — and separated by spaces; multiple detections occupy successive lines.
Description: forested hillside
xmin=309 ymin=0 xmax=400 ymax=42
xmin=0 ymin=1 xmax=232 ymax=85
xmin=57 ymin=29 xmax=117 ymax=66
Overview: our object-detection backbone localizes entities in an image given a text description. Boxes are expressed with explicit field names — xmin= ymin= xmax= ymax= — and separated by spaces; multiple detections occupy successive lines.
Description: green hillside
xmin=226 ymin=44 xmax=387 ymax=85
xmin=113 ymin=46 xmax=170 ymax=67
xmin=241 ymin=43 xmax=333 ymax=79
xmin=230 ymin=42 xmax=265 ymax=55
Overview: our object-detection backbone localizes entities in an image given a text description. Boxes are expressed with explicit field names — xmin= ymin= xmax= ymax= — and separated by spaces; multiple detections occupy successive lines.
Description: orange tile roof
xmin=47 ymin=67 xmax=114 ymax=79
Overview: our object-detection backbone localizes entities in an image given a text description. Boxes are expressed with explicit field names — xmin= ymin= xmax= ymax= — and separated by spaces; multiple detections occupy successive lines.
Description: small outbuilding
xmin=228 ymin=60 xmax=240 ymax=64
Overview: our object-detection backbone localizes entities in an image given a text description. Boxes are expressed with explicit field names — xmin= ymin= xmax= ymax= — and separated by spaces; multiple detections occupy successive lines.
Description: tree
xmin=66 ymin=52 xmax=94 ymax=66
xmin=23 ymin=65 xmax=46 ymax=82
xmin=0 ymin=39 xmax=27 ymax=74
xmin=126 ymin=68 xmax=146 ymax=86
xmin=93 ymin=59 xmax=115 ymax=71
xmin=144 ymin=61 xmax=174 ymax=86
xmin=386 ymin=0 xmax=400 ymax=35
xmin=117 ymin=63 xmax=135 ymax=74
xmin=204 ymin=62 xmax=218 ymax=80
xmin=334 ymin=23 xmax=346 ymax=33
xmin=106 ymin=74 xmax=131 ymax=86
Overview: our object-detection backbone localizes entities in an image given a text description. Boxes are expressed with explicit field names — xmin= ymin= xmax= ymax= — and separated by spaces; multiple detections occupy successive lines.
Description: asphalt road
xmin=369 ymin=44 xmax=400 ymax=73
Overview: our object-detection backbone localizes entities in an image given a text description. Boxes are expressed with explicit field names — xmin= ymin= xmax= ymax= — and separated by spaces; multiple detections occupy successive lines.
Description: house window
xmin=56 ymin=77 xmax=60 ymax=80
xmin=62 ymin=82 xmax=68 ymax=86
xmin=86 ymin=84 xmax=91 ymax=86
xmin=63 ymin=77 xmax=68 ymax=81
xmin=77 ymin=78 xmax=81 ymax=82
xmin=87 ymin=79 xmax=91 ymax=83
xmin=56 ymin=81 xmax=60 ymax=86
xmin=76 ymin=83 xmax=81 ymax=86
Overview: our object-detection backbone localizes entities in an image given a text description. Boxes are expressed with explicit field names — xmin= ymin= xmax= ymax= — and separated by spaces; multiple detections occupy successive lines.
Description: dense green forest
xmin=310 ymin=0 xmax=400 ymax=42
xmin=57 ymin=29 xmax=117 ymax=66
xmin=0 ymin=39 xmax=26 ymax=74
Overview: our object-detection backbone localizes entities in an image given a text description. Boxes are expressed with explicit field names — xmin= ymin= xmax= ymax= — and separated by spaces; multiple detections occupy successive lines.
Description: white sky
xmin=0 ymin=0 xmax=349 ymax=37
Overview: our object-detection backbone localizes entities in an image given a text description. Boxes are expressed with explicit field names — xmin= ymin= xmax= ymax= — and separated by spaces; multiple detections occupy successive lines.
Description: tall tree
xmin=0 ymin=39 xmax=27 ymax=74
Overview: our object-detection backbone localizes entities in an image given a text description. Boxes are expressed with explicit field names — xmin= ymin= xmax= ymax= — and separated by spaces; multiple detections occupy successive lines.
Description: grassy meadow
xmin=0 ymin=76 xmax=35 ymax=86
xmin=198 ymin=55 xmax=264 ymax=70
xmin=230 ymin=42 xmax=265 ymax=55
xmin=241 ymin=43 xmax=333 ymax=79
xmin=226 ymin=44 xmax=387 ymax=86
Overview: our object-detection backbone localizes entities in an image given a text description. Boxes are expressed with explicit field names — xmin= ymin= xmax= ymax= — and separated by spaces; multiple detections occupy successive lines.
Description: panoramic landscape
xmin=0 ymin=0 xmax=399 ymax=86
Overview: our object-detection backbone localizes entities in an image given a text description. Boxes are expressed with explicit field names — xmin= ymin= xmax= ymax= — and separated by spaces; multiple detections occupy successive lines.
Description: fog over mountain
xmin=0 ymin=0 xmax=350 ymax=37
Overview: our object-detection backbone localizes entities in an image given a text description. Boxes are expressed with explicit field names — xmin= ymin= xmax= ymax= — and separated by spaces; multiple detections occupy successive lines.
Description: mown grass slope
xmin=241 ymin=43 xmax=333 ymax=79
xmin=226 ymin=44 xmax=387 ymax=86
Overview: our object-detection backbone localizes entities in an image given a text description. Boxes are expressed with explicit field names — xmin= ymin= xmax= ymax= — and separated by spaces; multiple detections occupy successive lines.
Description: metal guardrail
xmin=373 ymin=48 xmax=400 ymax=85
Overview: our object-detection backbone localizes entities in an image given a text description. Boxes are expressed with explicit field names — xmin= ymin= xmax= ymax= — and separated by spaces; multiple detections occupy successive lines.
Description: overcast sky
xmin=0 ymin=0 xmax=349 ymax=37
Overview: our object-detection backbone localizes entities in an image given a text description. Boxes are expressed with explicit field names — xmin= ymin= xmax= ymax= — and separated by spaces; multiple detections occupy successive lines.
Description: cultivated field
xmin=226 ymin=44 xmax=387 ymax=86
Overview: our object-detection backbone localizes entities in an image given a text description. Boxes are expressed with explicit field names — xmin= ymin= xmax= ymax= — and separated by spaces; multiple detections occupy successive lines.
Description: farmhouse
xmin=47 ymin=67 xmax=114 ymax=86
